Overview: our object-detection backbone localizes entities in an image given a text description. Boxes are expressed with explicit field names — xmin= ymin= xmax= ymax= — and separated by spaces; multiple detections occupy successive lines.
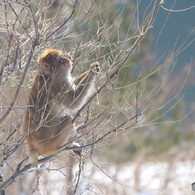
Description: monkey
xmin=22 ymin=49 xmax=99 ymax=164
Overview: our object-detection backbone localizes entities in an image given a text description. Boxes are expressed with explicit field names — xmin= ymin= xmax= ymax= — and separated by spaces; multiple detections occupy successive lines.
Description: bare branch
xmin=0 ymin=41 xmax=37 ymax=124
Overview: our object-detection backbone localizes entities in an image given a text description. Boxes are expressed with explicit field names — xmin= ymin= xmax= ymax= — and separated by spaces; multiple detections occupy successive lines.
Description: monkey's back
xmin=22 ymin=74 xmax=73 ymax=161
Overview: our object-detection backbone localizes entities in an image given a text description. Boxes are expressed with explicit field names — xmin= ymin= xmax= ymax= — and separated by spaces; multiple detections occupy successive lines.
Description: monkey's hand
xmin=90 ymin=62 xmax=100 ymax=74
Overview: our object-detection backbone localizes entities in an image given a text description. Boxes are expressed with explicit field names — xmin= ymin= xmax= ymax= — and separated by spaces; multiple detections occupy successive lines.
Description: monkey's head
xmin=38 ymin=49 xmax=72 ymax=77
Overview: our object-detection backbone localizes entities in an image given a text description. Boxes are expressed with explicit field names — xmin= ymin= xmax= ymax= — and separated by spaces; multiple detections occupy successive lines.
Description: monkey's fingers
xmin=90 ymin=62 xmax=100 ymax=73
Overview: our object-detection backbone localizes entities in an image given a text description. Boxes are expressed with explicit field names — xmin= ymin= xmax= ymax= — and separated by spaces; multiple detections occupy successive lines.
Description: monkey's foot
xmin=73 ymin=149 xmax=82 ymax=156
xmin=72 ymin=142 xmax=82 ymax=156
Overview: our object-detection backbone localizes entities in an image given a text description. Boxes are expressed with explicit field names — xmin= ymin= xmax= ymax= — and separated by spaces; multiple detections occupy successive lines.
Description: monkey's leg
xmin=35 ymin=116 xmax=75 ymax=156
xmin=25 ymin=137 xmax=39 ymax=165
xmin=67 ymin=126 xmax=82 ymax=156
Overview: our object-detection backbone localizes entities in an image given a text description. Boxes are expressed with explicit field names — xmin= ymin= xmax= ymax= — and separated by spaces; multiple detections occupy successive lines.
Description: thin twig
xmin=73 ymin=157 xmax=84 ymax=194
xmin=0 ymin=112 xmax=141 ymax=191
xmin=45 ymin=0 xmax=79 ymax=41
xmin=0 ymin=41 xmax=37 ymax=125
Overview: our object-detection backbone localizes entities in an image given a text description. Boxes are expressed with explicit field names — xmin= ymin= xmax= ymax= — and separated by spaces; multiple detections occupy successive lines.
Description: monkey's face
xmin=38 ymin=49 xmax=72 ymax=77
xmin=59 ymin=56 xmax=72 ymax=69
xmin=55 ymin=56 xmax=72 ymax=76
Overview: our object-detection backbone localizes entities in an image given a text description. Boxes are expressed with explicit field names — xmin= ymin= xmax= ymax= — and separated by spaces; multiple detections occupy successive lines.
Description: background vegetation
xmin=0 ymin=0 xmax=195 ymax=194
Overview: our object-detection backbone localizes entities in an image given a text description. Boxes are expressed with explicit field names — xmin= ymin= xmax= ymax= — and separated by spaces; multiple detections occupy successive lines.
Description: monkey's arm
xmin=73 ymin=71 xmax=90 ymax=85
xmin=63 ymin=62 xmax=99 ymax=110
xmin=73 ymin=62 xmax=99 ymax=85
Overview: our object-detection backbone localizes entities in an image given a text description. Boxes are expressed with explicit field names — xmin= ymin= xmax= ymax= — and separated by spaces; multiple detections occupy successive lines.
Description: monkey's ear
xmin=41 ymin=62 xmax=50 ymax=70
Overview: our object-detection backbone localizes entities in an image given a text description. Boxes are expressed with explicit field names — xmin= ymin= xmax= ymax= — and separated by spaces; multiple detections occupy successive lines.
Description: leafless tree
xmin=0 ymin=0 xmax=194 ymax=194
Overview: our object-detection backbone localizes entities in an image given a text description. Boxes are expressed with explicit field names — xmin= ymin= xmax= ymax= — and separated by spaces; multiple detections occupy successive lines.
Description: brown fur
xmin=22 ymin=49 xmax=99 ymax=164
